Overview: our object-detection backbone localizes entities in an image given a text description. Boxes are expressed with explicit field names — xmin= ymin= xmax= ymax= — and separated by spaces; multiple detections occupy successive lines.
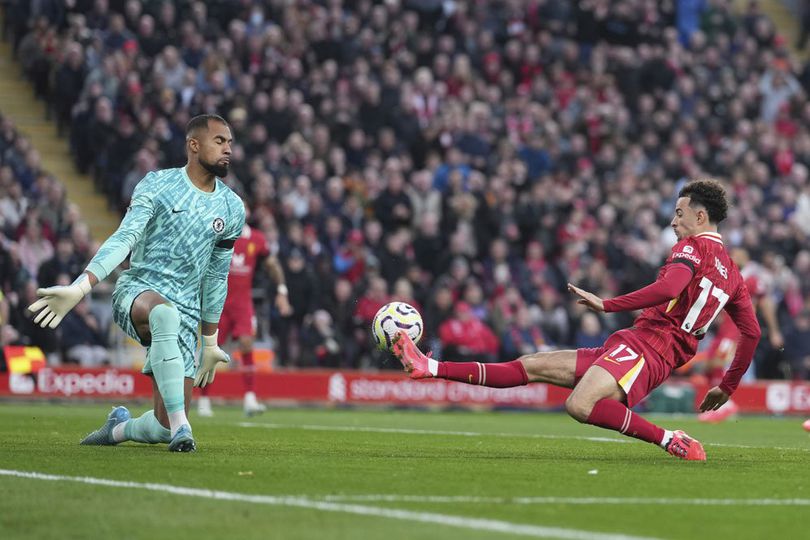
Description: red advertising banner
xmin=1 ymin=367 xmax=809 ymax=414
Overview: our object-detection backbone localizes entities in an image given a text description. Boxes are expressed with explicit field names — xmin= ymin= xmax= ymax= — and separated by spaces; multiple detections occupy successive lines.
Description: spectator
xmin=2 ymin=0 xmax=809 ymax=380
xmin=501 ymin=305 xmax=548 ymax=361
xmin=575 ymin=312 xmax=609 ymax=349
xmin=37 ymin=235 xmax=82 ymax=288
xmin=785 ymin=309 xmax=810 ymax=380
xmin=17 ymin=217 xmax=53 ymax=279
xmin=438 ymin=301 xmax=499 ymax=363
xmin=301 ymin=310 xmax=344 ymax=368
xmin=278 ymin=248 xmax=319 ymax=366
xmin=60 ymin=297 xmax=109 ymax=366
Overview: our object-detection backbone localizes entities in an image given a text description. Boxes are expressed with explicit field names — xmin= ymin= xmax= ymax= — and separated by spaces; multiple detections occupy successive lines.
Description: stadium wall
xmin=2 ymin=367 xmax=809 ymax=415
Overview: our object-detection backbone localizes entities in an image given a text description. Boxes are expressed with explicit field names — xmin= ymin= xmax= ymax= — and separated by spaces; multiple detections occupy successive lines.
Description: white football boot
xmin=243 ymin=391 xmax=266 ymax=417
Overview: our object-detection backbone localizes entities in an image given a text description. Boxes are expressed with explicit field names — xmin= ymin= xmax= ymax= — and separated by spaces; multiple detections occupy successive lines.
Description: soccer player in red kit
xmin=198 ymin=204 xmax=292 ymax=417
xmin=698 ymin=247 xmax=783 ymax=423
xmin=393 ymin=180 xmax=761 ymax=461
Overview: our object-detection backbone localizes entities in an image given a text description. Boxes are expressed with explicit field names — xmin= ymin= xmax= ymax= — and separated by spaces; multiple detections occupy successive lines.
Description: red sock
xmin=586 ymin=399 xmax=664 ymax=445
xmin=437 ymin=360 xmax=528 ymax=388
xmin=201 ymin=385 xmax=210 ymax=396
xmin=242 ymin=350 xmax=255 ymax=393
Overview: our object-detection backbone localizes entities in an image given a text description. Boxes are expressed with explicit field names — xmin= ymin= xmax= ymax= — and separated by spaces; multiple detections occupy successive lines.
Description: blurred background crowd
xmin=0 ymin=0 xmax=809 ymax=381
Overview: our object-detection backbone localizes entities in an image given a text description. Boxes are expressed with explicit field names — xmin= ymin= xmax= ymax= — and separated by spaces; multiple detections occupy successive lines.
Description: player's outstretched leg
xmin=80 ymin=406 xmax=131 ymax=445
xmin=567 ymin=368 xmax=706 ymax=461
xmin=148 ymin=303 xmax=195 ymax=451
xmin=391 ymin=331 xmax=530 ymax=386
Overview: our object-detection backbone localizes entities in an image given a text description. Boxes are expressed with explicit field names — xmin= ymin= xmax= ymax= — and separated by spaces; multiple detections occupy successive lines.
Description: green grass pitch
xmin=1 ymin=403 xmax=808 ymax=540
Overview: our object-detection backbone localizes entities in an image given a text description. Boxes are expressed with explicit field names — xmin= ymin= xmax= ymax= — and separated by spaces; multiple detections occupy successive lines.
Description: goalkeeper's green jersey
xmin=86 ymin=166 xmax=245 ymax=323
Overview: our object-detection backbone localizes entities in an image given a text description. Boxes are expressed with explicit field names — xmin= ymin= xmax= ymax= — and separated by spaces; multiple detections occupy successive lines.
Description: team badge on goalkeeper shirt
xmin=212 ymin=218 xmax=225 ymax=233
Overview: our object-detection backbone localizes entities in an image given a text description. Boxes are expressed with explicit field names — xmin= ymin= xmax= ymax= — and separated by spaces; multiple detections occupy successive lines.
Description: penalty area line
xmin=0 ymin=469 xmax=660 ymax=540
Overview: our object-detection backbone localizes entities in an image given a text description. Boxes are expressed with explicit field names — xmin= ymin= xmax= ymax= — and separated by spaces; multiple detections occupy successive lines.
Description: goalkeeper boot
xmin=392 ymin=331 xmax=433 ymax=379
xmin=80 ymin=406 xmax=131 ymax=445
xmin=665 ymin=430 xmax=706 ymax=461
xmin=243 ymin=391 xmax=266 ymax=417
xmin=168 ymin=424 xmax=196 ymax=452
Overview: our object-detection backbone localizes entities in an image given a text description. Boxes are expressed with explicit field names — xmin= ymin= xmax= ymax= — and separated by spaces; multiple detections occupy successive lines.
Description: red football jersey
xmin=225 ymin=225 xmax=269 ymax=306
xmin=708 ymin=271 xmax=766 ymax=349
xmin=633 ymin=232 xmax=753 ymax=369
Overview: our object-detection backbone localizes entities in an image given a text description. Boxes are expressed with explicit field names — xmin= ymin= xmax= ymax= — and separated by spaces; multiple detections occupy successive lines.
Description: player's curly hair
xmin=679 ymin=179 xmax=728 ymax=224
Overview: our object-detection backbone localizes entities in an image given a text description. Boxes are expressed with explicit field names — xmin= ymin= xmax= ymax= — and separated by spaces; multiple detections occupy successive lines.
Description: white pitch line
xmin=0 ymin=469 xmax=659 ymax=540
xmin=316 ymin=494 xmax=810 ymax=507
xmin=239 ymin=422 xmax=810 ymax=452
xmin=238 ymin=422 xmax=629 ymax=444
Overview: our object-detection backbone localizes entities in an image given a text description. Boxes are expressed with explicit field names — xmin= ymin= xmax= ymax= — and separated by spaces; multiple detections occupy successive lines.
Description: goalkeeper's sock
xmin=585 ymin=399 xmax=665 ymax=445
xmin=437 ymin=360 xmax=528 ymax=387
xmin=115 ymin=410 xmax=171 ymax=444
xmin=148 ymin=303 xmax=189 ymax=436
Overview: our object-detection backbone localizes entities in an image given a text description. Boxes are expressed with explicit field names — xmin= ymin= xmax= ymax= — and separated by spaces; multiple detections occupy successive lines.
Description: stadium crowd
xmin=1 ymin=0 xmax=809 ymax=381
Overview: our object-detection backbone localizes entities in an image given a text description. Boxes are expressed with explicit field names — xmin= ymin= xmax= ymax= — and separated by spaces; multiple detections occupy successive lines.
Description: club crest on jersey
xmin=683 ymin=245 xmax=694 ymax=254
xmin=212 ymin=217 xmax=225 ymax=233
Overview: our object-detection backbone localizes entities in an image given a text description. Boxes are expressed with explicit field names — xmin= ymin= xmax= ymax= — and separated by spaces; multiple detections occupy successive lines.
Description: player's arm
xmin=195 ymin=201 xmax=246 ymax=387
xmin=568 ymin=263 xmax=693 ymax=313
xmin=265 ymin=254 xmax=292 ymax=316
xmin=28 ymin=173 xmax=156 ymax=328
xmin=699 ymin=286 xmax=762 ymax=411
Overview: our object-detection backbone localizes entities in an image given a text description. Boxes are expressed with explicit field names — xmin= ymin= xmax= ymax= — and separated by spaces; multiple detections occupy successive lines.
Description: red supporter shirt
xmin=224 ymin=225 xmax=269 ymax=308
xmin=438 ymin=318 xmax=499 ymax=355
xmin=603 ymin=232 xmax=761 ymax=395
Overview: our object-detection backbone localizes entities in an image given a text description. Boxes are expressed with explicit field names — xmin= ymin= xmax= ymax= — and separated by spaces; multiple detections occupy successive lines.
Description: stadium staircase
xmin=0 ymin=20 xmax=118 ymax=240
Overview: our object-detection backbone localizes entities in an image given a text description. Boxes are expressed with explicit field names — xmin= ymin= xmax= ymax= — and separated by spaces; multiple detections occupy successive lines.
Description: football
xmin=371 ymin=302 xmax=423 ymax=351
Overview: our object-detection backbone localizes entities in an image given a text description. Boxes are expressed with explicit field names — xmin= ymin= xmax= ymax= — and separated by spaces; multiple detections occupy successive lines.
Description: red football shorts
xmin=218 ymin=301 xmax=256 ymax=344
xmin=575 ymin=328 xmax=673 ymax=408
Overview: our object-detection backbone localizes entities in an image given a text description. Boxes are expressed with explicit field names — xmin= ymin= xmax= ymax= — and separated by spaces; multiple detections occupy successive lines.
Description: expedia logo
xmin=212 ymin=217 xmax=225 ymax=233
xmin=36 ymin=368 xmax=135 ymax=396
xmin=673 ymin=252 xmax=701 ymax=265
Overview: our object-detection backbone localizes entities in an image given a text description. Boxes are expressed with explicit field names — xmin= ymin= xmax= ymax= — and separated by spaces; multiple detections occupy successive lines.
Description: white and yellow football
xmin=371 ymin=302 xmax=423 ymax=351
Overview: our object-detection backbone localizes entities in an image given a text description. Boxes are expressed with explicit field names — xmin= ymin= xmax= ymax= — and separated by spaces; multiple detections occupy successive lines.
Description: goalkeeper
xmin=28 ymin=114 xmax=244 ymax=452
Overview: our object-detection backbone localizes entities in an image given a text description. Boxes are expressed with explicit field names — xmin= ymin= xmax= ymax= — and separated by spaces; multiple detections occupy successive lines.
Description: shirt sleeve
xmin=200 ymin=196 xmax=246 ymax=324
xmin=85 ymin=172 xmax=157 ymax=281
xmin=666 ymin=238 xmax=702 ymax=274
xmin=718 ymin=285 xmax=762 ymax=395
xmin=603 ymin=264 xmax=693 ymax=313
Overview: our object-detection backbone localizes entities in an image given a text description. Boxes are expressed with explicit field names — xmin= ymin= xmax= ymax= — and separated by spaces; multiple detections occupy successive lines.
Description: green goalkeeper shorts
xmin=112 ymin=285 xmax=199 ymax=378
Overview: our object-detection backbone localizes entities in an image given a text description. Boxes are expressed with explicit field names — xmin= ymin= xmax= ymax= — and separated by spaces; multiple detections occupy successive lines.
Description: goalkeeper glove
xmin=194 ymin=331 xmax=230 ymax=387
xmin=27 ymin=274 xmax=92 ymax=329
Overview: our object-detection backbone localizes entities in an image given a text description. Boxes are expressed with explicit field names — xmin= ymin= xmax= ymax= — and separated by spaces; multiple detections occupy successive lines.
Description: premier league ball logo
xmin=212 ymin=217 xmax=225 ymax=233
